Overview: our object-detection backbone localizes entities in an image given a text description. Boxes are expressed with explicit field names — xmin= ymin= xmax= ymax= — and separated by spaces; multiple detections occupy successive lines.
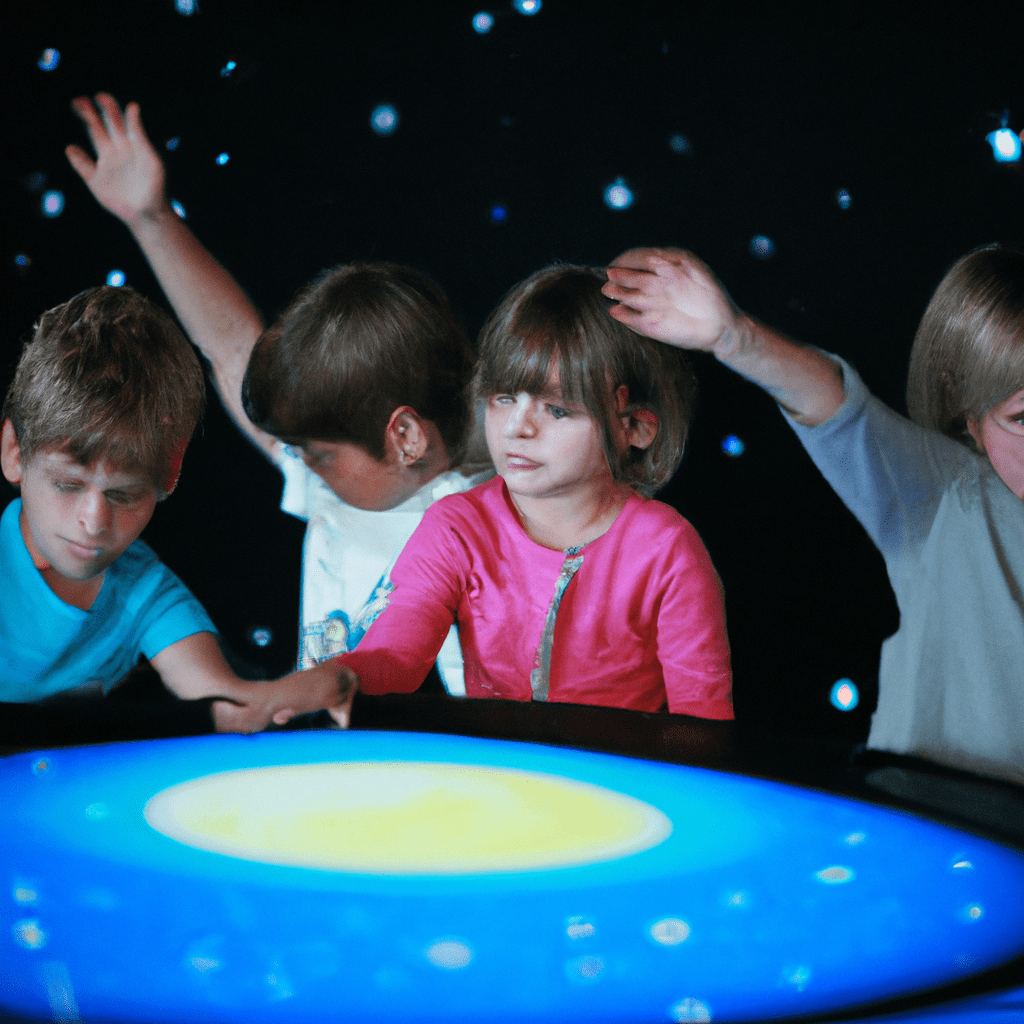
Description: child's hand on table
xmin=212 ymin=662 xmax=358 ymax=733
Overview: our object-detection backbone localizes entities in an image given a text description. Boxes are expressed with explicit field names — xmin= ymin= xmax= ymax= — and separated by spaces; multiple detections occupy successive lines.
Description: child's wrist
xmin=710 ymin=313 xmax=751 ymax=363
xmin=128 ymin=200 xmax=176 ymax=234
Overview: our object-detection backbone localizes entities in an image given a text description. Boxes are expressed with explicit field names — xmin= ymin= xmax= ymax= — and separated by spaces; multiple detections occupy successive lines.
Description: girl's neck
xmin=508 ymin=479 xmax=634 ymax=551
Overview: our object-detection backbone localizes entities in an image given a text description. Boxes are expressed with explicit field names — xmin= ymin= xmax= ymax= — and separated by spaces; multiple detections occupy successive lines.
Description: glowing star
xmin=830 ymin=679 xmax=859 ymax=711
xmin=669 ymin=134 xmax=691 ymax=154
xmin=567 ymin=955 xmax=604 ymax=982
xmin=13 ymin=919 xmax=46 ymax=950
xmin=37 ymin=49 xmax=60 ymax=72
xmin=425 ymin=940 xmax=473 ymax=969
xmin=721 ymin=434 xmax=745 ymax=457
xmin=604 ymin=178 xmax=634 ymax=210
xmin=106 ymin=271 xmax=126 ymax=287
xmin=514 ymin=0 xmax=542 ymax=13
xmin=749 ymin=235 xmax=775 ymax=259
xmin=41 ymin=191 xmax=65 ymax=218
xmin=816 ymin=865 xmax=855 ymax=884
xmin=565 ymin=916 xmax=596 ymax=939
xmin=650 ymin=918 xmax=690 ymax=945
xmin=216 ymin=153 xmax=230 ymax=166
xmin=473 ymin=12 xmax=494 ymax=32
xmin=490 ymin=204 xmax=508 ymax=223
xmin=370 ymin=105 xmax=399 ymax=136
xmin=250 ymin=628 xmax=272 ymax=648
xmin=836 ymin=189 xmax=852 ymax=209
xmin=986 ymin=128 xmax=1022 ymax=163
xmin=670 ymin=997 xmax=712 ymax=1022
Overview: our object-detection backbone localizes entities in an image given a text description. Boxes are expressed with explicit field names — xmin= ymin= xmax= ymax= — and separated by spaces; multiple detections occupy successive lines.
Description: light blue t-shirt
xmin=0 ymin=499 xmax=215 ymax=702
xmin=788 ymin=358 xmax=1024 ymax=786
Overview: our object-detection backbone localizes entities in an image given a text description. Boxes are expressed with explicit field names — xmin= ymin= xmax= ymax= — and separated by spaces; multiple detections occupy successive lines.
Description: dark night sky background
xmin=4 ymin=1 xmax=1024 ymax=745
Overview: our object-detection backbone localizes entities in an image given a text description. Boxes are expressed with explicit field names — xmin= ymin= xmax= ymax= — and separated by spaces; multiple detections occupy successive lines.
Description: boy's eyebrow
xmin=35 ymin=451 xmax=155 ymax=489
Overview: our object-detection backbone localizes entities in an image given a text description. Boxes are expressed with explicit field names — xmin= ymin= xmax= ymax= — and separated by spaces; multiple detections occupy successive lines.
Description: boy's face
xmin=969 ymin=386 xmax=1024 ymax=499
xmin=288 ymin=439 xmax=415 ymax=511
xmin=1 ymin=422 xmax=158 ymax=582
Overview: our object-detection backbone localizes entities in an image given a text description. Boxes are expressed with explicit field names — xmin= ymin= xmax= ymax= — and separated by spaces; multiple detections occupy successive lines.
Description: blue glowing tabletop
xmin=1 ymin=731 xmax=1023 ymax=1023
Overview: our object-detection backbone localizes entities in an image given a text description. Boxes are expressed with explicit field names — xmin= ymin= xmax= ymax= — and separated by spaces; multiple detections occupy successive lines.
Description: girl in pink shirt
xmin=339 ymin=265 xmax=732 ymax=717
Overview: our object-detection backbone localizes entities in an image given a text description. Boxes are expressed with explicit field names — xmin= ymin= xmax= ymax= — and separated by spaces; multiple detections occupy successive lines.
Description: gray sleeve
xmin=785 ymin=355 xmax=973 ymax=562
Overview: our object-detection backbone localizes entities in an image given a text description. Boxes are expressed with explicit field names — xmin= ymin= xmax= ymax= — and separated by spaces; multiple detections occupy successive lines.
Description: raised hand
xmin=602 ymin=247 xmax=740 ymax=353
xmin=66 ymin=93 xmax=168 ymax=226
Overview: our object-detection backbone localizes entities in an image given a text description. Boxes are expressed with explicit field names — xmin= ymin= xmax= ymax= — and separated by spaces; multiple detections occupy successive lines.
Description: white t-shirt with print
xmin=277 ymin=447 xmax=491 ymax=695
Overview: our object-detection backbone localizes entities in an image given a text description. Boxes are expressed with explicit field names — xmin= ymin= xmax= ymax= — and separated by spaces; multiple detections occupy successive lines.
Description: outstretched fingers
xmin=63 ymin=142 xmax=96 ymax=182
xmin=70 ymin=94 xmax=110 ymax=147
xmin=123 ymin=100 xmax=149 ymax=144
xmin=94 ymin=92 xmax=128 ymax=140
xmin=65 ymin=93 xmax=168 ymax=223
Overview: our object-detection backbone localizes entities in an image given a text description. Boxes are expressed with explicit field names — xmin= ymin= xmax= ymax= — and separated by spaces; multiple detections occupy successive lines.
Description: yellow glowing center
xmin=144 ymin=761 xmax=671 ymax=874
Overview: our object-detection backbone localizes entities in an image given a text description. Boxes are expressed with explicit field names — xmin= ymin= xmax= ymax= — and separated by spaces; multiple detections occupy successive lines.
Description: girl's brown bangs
xmin=478 ymin=331 xmax=562 ymax=398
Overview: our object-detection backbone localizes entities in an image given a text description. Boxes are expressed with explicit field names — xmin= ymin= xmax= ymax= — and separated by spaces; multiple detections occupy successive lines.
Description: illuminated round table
xmin=2 ymin=731 xmax=1023 ymax=1023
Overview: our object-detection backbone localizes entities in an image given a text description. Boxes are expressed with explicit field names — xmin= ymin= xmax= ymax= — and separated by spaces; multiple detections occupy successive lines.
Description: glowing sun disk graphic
xmin=144 ymin=762 xmax=672 ymax=874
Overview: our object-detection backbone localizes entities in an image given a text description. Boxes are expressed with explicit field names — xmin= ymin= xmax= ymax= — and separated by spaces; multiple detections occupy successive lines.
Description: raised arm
xmin=66 ymin=94 xmax=278 ymax=457
xmin=602 ymin=247 xmax=846 ymax=427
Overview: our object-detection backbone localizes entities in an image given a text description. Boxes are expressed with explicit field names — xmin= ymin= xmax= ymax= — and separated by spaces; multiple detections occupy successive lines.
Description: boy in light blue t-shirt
xmin=1 ymin=285 xmax=353 ymax=730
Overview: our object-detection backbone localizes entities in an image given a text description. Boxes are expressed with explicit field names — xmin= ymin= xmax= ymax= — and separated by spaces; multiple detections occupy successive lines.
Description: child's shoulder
xmin=618 ymin=492 xmax=710 ymax=556
xmin=421 ymin=475 xmax=509 ymax=539
xmin=624 ymin=491 xmax=694 ymax=529
xmin=432 ymin=473 xmax=504 ymax=511
xmin=105 ymin=536 xmax=183 ymax=597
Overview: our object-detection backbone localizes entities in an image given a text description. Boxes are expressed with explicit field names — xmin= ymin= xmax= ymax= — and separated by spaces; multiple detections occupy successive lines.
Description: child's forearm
xmin=127 ymin=208 xmax=273 ymax=449
xmin=712 ymin=314 xmax=846 ymax=427
xmin=150 ymin=632 xmax=355 ymax=731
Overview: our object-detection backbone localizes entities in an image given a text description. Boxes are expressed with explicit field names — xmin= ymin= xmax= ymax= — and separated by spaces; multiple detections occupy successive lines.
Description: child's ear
xmin=385 ymin=407 xmax=428 ymax=467
xmin=162 ymin=438 xmax=189 ymax=496
xmin=966 ymin=417 xmax=985 ymax=453
xmin=614 ymin=386 xmax=658 ymax=452
xmin=1 ymin=420 xmax=25 ymax=485
xmin=625 ymin=409 xmax=659 ymax=451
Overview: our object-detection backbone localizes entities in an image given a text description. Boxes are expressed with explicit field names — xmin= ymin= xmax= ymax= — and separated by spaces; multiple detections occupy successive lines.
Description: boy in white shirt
xmin=66 ymin=94 xmax=490 ymax=695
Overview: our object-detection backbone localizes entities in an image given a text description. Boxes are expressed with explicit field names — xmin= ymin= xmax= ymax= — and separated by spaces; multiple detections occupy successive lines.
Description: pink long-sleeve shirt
xmin=339 ymin=476 xmax=733 ymax=717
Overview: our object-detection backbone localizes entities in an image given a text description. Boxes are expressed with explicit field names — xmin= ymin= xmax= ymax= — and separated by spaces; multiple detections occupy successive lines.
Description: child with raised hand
xmin=65 ymin=94 xmax=488 ymax=692
xmin=602 ymin=246 xmax=1024 ymax=784
xmin=336 ymin=266 xmax=733 ymax=717
xmin=1 ymin=285 xmax=354 ymax=731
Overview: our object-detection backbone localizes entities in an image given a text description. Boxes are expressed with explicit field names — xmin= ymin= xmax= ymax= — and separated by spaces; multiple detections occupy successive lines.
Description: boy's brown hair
xmin=907 ymin=245 xmax=1024 ymax=444
xmin=473 ymin=264 xmax=697 ymax=496
xmin=2 ymin=286 xmax=205 ymax=494
xmin=242 ymin=263 xmax=474 ymax=463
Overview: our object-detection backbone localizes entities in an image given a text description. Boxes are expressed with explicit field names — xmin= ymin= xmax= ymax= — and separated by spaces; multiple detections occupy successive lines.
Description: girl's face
xmin=484 ymin=370 xmax=616 ymax=503
xmin=968 ymin=386 xmax=1024 ymax=499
